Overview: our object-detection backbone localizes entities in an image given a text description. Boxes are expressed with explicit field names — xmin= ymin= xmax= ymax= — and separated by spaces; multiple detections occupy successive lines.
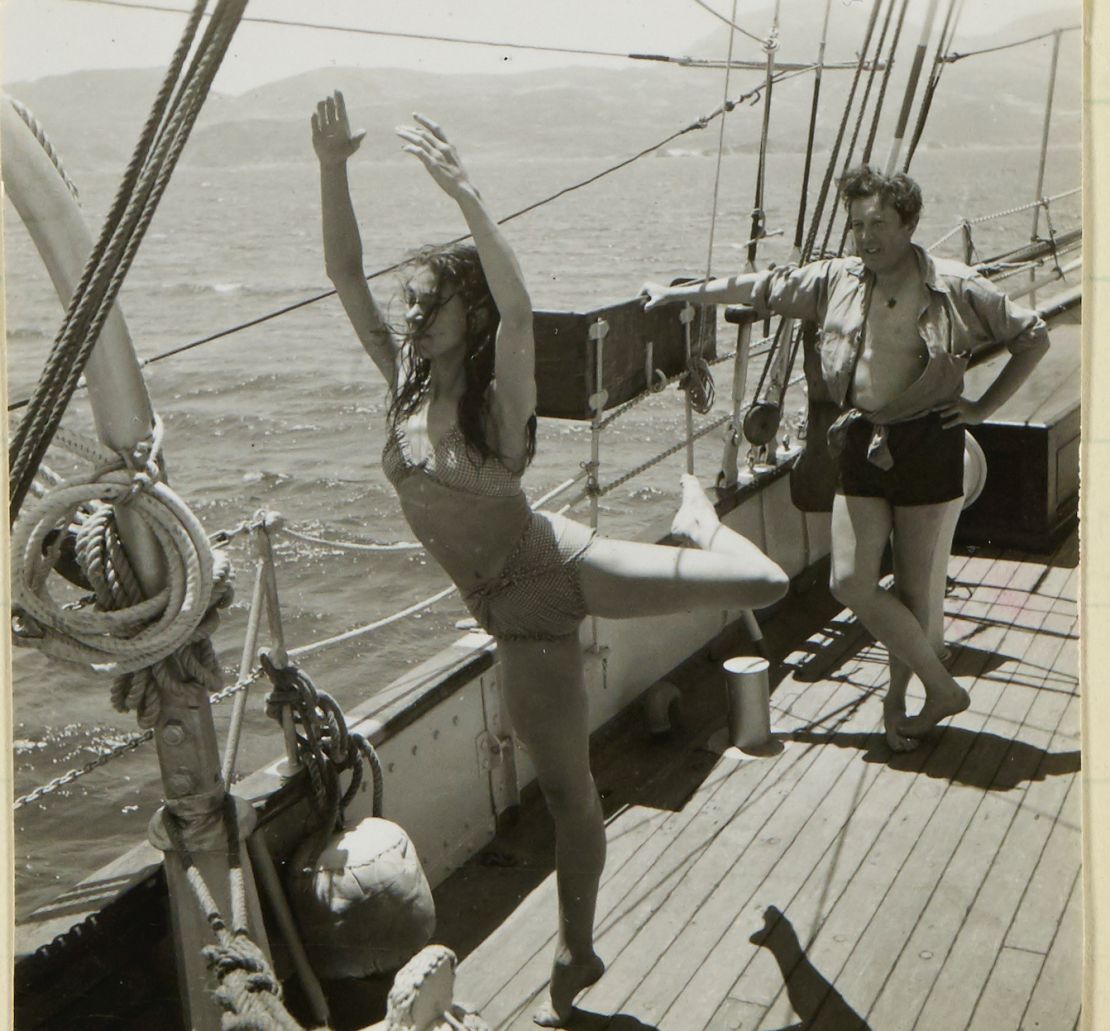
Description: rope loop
xmin=260 ymin=654 xmax=384 ymax=825
xmin=681 ymin=356 xmax=717 ymax=415
xmin=10 ymin=425 xmax=233 ymax=726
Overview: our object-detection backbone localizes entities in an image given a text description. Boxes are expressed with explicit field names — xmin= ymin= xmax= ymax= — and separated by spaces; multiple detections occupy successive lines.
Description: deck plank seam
xmin=1016 ymin=866 xmax=1083 ymax=1030
xmin=879 ymin=603 xmax=1078 ymax=1030
xmin=649 ymin=549 xmax=1041 ymax=1026
xmin=764 ymin=553 xmax=1073 ymax=1029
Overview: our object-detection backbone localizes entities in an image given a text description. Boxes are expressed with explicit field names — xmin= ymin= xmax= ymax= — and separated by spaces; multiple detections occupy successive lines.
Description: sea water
xmin=7 ymin=145 xmax=1080 ymax=917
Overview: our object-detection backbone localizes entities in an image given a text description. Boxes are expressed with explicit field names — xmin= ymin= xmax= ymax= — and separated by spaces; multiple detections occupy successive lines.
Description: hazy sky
xmin=1 ymin=0 xmax=1080 ymax=95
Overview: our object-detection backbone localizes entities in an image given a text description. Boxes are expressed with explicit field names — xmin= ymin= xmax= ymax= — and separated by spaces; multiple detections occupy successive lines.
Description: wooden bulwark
xmin=451 ymin=533 xmax=1080 ymax=1030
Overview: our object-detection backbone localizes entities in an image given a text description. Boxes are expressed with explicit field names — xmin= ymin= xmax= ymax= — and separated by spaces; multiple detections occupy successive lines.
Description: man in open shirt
xmin=643 ymin=165 xmax=1048 ymax=750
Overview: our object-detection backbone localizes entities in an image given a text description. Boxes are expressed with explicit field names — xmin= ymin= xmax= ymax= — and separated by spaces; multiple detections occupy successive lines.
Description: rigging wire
xmin=704 ymin=1 xmax=742 ymax=281
xmin=801 ymin=0 xmax=884 ymax=262
xmin=7 ymin=64 xmax=824 ymax=415
xmin=9 ymin=0 xmax=246 ymax=523
xmin=944 ymin=24 xmax=1081 ymax=63
xmin=859 ymin=0 xmax=907 ymax=166
xmin=829 ymin=0 xmax=907 ymax=256
xmin=792 ymin=0 xmax=834 ymax=257
xmin=745 ymin=3 xmax=781 ymax=273
xmin=687 ymin=0 xmax=768 ymax=46
xmin=904 ymin=0 xmax=964 ymax=169
xmin=67 ymin=0 xmax=833 ymax=70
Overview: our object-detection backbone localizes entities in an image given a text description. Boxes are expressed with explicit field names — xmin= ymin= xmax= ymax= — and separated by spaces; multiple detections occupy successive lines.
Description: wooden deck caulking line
xmin=663 ymin=547 xmax=1048 ymax=1029
xmin=687 ymin=545 xmax=1076 ymax=1029
xmin=863 ymin=567 xmax=1078 ymax=1029
xmin=813 ymin=551 xmax=1077 ymax=1027
xmin=480 ymin=667 xmax=890 ymax=1028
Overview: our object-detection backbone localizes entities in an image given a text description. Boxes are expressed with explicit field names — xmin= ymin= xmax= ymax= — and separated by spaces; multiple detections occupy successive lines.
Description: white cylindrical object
xmin=723 ymin=656 xmax=771 ymax=749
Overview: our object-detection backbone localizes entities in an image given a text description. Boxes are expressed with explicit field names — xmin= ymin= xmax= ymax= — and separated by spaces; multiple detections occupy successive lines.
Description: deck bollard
xmin=724 ymin=656 xmax=771 ymax=748
xmin=708 ymin=656 xmax=782 ymax=758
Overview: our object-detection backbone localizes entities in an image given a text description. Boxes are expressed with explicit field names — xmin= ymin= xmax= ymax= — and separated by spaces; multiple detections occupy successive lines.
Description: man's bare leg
xmin=830 ymin=494 xmax=969 ymax=739
xmin=885 ymin=496 xmax=965 ymax=749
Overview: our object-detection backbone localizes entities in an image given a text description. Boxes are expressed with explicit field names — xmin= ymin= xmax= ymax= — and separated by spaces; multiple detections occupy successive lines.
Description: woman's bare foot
xmin=533 ymin=952 xmax=605 ymax=1027
xmin=898 ymin=684 xmax=970 ymax=738
xmin=670 ymin=473 xmax=720 ymax=550
xmin=883 ymin=696 xmax=920 ymax=753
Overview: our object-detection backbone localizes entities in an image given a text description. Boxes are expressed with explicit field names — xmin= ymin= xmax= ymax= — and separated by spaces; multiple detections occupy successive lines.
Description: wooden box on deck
xmin=534 ymin=296 xmax=716 ymax=420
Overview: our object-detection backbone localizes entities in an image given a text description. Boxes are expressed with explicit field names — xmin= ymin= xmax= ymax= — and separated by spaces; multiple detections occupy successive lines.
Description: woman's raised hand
xmin=312 ymin=90 xmax=366 ymax=165
xmin=396 ymin=114 xmax=474 ymax=200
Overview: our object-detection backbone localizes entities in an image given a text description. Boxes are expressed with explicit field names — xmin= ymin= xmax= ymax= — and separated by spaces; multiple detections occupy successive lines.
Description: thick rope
xmin=8 ymin=0 xmax=247 ymax=522
xmin=161 ymin=799 xmax=310 ymax=1030
xmin=793 ymin=0 xmax=833 ymax=255
xmin=829 ymin=0 xmax=907 ymax=256
xmin=8 ymin=98 xmax=81 ymax=201
xmin=904 ymin=0 xmax=964 ymax=169
xmin=802 ymin=0 xmax=884 ymax=261
xmin=11 ymin=425 xmax=233 ymax=727
xmin=263 ymin=657 xmax=384 ymax=843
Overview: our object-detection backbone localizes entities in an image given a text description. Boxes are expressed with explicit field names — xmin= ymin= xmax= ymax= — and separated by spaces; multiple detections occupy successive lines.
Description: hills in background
xmin=3 ymin=4 xmax=1081 ymax=178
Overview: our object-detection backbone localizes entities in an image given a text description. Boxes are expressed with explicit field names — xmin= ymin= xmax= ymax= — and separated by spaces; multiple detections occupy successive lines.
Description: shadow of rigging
xmin=786 ymin=724 xmax=1079 ymax=790
xmin=749 ymin=906 xmax=872 ymax=1031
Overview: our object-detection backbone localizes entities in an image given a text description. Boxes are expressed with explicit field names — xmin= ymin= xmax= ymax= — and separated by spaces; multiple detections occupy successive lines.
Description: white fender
xmin=2 ymin=94 xmax=153 ymax=453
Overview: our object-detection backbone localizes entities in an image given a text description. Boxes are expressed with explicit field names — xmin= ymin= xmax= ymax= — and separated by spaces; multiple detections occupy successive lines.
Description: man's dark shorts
xmin=836 ymin=412 xmax=965 ymax=507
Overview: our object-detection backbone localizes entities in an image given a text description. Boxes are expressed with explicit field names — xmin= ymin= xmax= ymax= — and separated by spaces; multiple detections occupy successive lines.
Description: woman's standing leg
xmin=497 ymin=636 xmax=606 ymax=1026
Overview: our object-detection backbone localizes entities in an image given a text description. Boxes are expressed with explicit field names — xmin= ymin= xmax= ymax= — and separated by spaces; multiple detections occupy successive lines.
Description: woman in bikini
xmin=313 ymin=90 xmax=788 ymax=1026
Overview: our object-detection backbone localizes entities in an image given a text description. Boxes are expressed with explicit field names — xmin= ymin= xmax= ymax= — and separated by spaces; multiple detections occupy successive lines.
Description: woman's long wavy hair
xmin=389 ymin=242 xmax=537 ymax=466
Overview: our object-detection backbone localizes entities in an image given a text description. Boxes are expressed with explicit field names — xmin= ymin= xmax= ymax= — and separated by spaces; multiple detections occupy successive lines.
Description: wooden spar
xmin=2 ymin=96 xmax=269 ymax=1030
xmin=884 ymin=0 xmax=941 ymax=174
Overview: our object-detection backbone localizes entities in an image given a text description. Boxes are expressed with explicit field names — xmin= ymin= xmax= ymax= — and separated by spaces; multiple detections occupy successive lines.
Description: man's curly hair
xmin=839 ymin=165 xmax=923 ymax=230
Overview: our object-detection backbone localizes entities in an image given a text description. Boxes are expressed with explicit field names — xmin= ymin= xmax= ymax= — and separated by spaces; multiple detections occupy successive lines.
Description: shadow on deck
xmin=419 ymin=531 xmax=1080 ymax=1031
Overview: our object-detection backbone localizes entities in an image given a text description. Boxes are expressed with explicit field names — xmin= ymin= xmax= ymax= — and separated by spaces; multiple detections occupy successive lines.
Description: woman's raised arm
xmin=313 ymin=91 xmax=399 ymax=386
xmin=396 ymin=115 xmax=536 ymax=447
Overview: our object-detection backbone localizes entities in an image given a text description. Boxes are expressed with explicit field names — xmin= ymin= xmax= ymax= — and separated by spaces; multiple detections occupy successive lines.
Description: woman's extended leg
xmin=829 ymin=494 xmax=969 ymax=737
xmin=497 ymin=636 xmax=606 ymax=1027
xmin=577 ymin=475 xmax=789 ymax=617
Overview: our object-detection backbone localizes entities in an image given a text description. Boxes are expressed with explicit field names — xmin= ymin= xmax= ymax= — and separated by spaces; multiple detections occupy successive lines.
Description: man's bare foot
xmin=883 ymin=697 xmax=920 ymax=753
xmin=898 ymin=685 xmax=970 ymax=738
xmin=533 ymin=953 xmax=605 ymax=1027
xmin=670 ymin=473 xmax=720 ymax=549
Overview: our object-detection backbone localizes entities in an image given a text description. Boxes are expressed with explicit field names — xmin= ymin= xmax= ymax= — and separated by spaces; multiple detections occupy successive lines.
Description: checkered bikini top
xmin=382 ymin=422 xmax=523 ymax=497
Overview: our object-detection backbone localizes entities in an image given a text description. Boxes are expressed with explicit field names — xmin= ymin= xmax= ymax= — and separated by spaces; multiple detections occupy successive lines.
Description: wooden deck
xmin=441 ymin=535 xmax=1080 ymax=1030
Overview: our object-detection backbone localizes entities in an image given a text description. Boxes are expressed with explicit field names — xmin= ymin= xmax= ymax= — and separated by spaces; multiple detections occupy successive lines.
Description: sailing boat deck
xmin=437 ymin=534 xmax=1080 ymax=1031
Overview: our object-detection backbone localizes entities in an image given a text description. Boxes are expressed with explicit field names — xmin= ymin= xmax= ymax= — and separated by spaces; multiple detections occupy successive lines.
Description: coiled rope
xmin=8 ymin=0 xmax=247 ymax=522
xmin=262 ymin=655 xmax=384 ymax=830
xmin=11 ymin=423 xmax=233 ymax=727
